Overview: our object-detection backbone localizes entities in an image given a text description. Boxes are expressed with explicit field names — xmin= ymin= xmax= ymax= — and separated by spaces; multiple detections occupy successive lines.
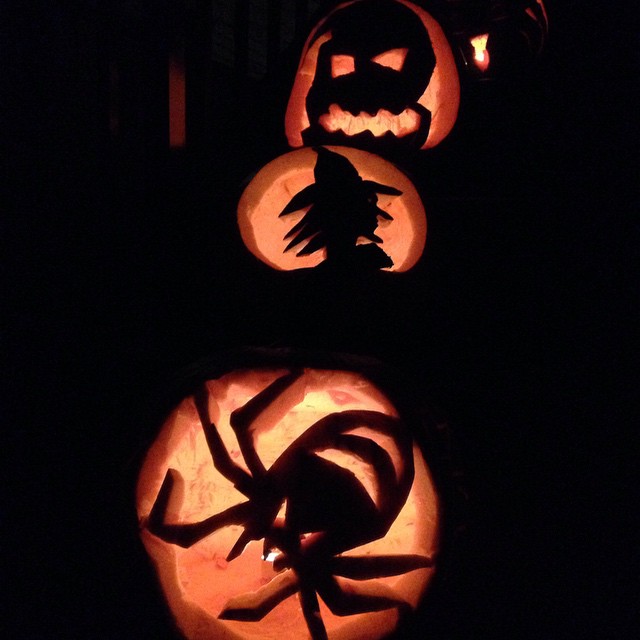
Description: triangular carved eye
xmin=372 ymin=48 xmax=408 ymax=71
xmin=331 ymin=54 xmax=356 ymax=78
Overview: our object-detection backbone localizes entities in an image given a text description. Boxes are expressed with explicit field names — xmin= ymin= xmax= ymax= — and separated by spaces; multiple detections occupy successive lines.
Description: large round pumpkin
xmin=285 ymin=0 xmax=460 ymax=154
xmin=137 ymin=359 xmax=439 ymax=640
xmin=237 ymin=146 xmax=426 ymax=272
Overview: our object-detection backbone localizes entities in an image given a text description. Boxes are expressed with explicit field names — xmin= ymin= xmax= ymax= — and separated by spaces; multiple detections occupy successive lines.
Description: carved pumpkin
xmin=285 ymin=0 xmax=460 ymax=154
xmin=469 ymin=34 xmax=491 ymax=73
xmin=237 ymin=146 xmax=426 ymax=272
xmin=137 ymin=359 xmax=439 ymax=640
xmin=452 ymin=0 xmax=549 ymax=78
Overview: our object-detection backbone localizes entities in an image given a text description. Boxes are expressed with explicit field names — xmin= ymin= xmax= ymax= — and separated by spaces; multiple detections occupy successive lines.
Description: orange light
xmin=319 ymin=103 xmax=421 ymax=138
xmin=331 ymin=53 xmax=356 ymax=77
xmin=371 ymin=47 xmax=408 ymax=71
xmin=470 ymin=34 xmax=490 ymax=72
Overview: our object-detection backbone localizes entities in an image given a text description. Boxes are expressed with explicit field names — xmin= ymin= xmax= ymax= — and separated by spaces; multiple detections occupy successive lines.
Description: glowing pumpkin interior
xmin=137 ymin=367 xmax=439 ymax=640
xmin=457 ymin=0 xmax=548 ymax=77
xmin=237 ymin=146 xmax=426 ymax=272
xmin=285 ymin=0 xmax=460 ymax=152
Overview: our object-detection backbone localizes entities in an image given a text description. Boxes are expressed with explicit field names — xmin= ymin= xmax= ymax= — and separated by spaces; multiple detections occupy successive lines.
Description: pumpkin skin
xmin=237 ymin=146 xmax=426 ymax=272
xmin=137 ymin=363 xmax=439 ymax=640
xmin=285 ymin=0 xmax=460 ymax=154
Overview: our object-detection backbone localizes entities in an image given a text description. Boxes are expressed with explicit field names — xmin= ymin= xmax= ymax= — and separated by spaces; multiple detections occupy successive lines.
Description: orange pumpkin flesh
xmin=237 ymin=146 xmax=426 ymax=272
xmin=285 ymin=0 xmax=460 ymax=151
xmin=137 ymin=367 xmax=439 ymax=640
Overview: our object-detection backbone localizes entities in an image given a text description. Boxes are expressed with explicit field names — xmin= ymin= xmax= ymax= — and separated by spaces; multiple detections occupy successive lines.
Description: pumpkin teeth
xmin=319 ymin=104 xmax=420 ymax=138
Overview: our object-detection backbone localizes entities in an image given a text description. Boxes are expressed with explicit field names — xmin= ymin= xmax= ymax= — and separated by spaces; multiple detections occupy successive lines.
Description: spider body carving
xmin=146 ymin=369 xmax=433 ymax=640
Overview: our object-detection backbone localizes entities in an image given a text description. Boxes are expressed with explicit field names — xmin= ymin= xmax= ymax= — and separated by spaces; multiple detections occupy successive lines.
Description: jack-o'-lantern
xmin=238 ymin=146 xmax=426 ymax=272
xmin=137 ymin=355 xmax=439 ymax=640
xmin=451 ymin=0 xmax=549 ymax=78
xmin=285 ymin=0 xmax=460 ymax=155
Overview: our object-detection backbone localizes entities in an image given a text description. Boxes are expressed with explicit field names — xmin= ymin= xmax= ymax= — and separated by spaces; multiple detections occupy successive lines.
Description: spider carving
xmin=146 ymin=369 xmax=433 ymax=640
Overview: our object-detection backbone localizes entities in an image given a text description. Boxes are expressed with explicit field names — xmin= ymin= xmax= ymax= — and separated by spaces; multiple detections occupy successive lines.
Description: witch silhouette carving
xmin=279 ymin=147 xmax=402 ymax=270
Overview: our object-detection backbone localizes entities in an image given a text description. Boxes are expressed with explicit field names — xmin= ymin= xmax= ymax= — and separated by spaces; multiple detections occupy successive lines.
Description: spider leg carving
xmin=145 ymin=383 xmax=257 ymax=549
xmin=299 ymin=580 xmax=328 ymax=640
xmin=219 ymin=570 xmax=300 ymax=622
xmin=223 ymin=369 xmax=306 ymax=561
xmin=147 ymin=468 xmax=252 ymax=547
xmin=193 ymin=383 xmax=254 ymax=495
xmin=146 ymin=370 xmax=305 ymax=556
xmin=316 ymin=574 xmax=412 ymax=618
xmin=215 ymin=553 xmax=432 ymax=636
xmin=229 ymin=368 xmax=305 ymax=478
xmin=330 ymin=554 xmax=433 ymax=580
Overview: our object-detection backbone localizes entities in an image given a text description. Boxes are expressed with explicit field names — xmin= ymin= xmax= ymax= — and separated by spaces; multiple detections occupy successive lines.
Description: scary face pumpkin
xmin=137 ymin=358 xmax=439 ymax=640
xmin=285 ymin=0 xmax=460 ymax=154
xmin=237 ymin=146 xmax=426 ymax=272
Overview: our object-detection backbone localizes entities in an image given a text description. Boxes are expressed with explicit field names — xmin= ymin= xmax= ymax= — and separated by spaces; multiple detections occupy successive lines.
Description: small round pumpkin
xmin=451 ymin=0 xmax=549 ymax=78
xmin=285 ymin=0 xmax=460 ymax=154
xmin=237 ymin=146 xmax=426 ymax=272
xmin=137 ymin=360 xmax=439 ymax=640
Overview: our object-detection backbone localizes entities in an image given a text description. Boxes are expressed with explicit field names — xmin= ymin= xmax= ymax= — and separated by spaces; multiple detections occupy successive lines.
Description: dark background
xmin=3 ymin=1 xmax=636 ymax=638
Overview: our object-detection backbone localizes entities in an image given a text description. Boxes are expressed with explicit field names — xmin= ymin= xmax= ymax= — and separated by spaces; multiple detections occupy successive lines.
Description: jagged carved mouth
xmin=318 ymin=103 xmax=421 ymax=138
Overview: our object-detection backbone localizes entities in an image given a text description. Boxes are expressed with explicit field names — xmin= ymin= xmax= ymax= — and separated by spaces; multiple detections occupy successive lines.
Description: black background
xmin=3 ymin=1 xmax=636 ymax=638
